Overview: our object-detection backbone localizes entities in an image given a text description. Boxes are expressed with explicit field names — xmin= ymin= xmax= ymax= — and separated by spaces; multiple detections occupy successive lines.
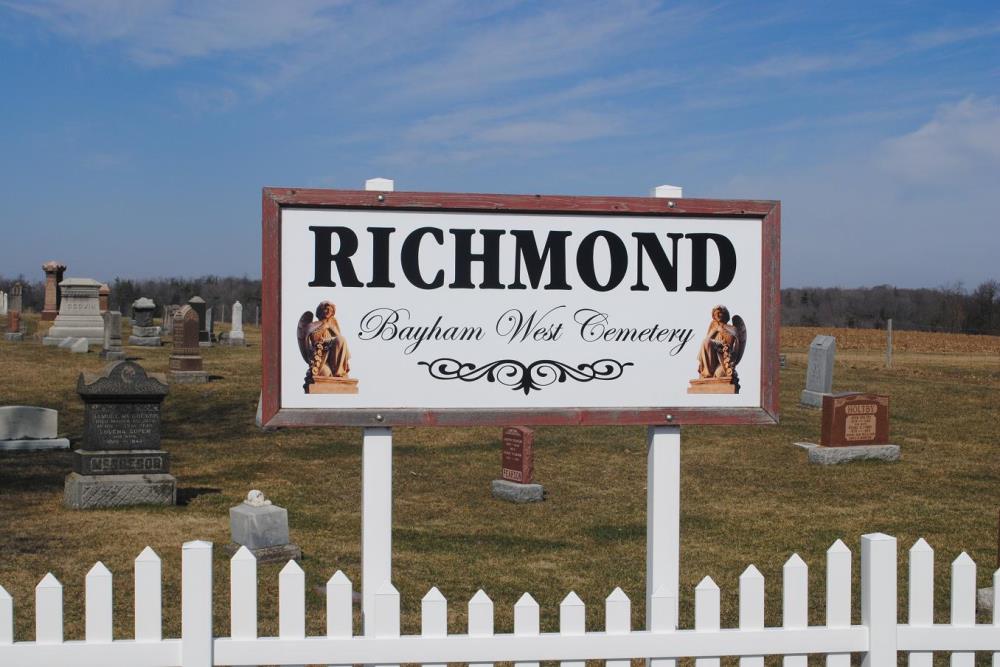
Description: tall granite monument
xmin=41 ymin=261 xmax=66 ymax=321
xmin=98 ymin=283 xmax=110 ymax=313
xmin=800 ymin=335 xmax=836 ymax=407
xmin=228 ymin=301 xmax=246 ymax=346
xmin=188 ymin=296 xmax=212 ymax=346
xmin=169 ymin=306 xmax=208 ymax=383
xmin=10 ymin=282 xmax=22 ymax=313
xmin=42 ymin=278 xmax=105 ymax=346
xmin=64 ymin=361 xmax=176 ymax=508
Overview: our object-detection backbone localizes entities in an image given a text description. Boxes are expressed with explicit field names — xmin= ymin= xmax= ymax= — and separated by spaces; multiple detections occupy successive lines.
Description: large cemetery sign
xmin=260 ymin=188 xmax=780 ymax=427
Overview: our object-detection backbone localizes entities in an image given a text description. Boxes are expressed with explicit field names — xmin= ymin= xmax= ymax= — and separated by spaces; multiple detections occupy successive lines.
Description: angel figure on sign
xmin=297 ymin=300 xmax=359 ymax=394
xmin=688 ymin=304 xmax=747 ymax=394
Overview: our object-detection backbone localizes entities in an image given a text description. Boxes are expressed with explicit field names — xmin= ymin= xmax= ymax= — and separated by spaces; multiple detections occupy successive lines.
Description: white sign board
xmin=261 ymin=190 xmax=780 ymax=427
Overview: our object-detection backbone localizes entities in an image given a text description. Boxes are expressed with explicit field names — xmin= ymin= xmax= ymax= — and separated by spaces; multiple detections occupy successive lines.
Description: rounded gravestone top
xmin=189 ymin=296 xmax=205 ymax=304
xmin=132 ymin=297 xmax=156 ymax=310
xmin=99 ymin=284 xmax=110 ymax=295
xmin=244 ymin=490 xmax=272 ymax=507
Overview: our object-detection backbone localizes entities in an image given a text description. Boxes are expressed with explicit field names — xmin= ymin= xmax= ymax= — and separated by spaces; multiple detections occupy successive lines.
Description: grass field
xmin=0 ymin=315 xmax=998 ymax=647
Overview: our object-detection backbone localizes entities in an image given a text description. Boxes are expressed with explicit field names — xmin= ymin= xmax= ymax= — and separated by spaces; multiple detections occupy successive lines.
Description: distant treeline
xmin=1 ymin=275 xmax=997 ymax=335
xmin=782 ymin=281 xmax=999 ymax=335
xmin=0 ymin=275 xmax=261 ymax=323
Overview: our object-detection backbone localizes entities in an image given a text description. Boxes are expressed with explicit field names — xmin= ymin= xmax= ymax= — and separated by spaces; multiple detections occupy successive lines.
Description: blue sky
xmin=1 ymin=1 xmax=998 ymax=288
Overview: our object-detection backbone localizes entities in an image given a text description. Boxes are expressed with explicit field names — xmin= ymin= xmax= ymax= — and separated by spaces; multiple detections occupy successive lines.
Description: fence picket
xmin=650 ymin=585 xmax=677 ymax=667
xmin=134 ymin=547 xmax=162 ymax=641
xmin=181 ymin=540 xmax=213 ymax=667
xmin=825 ymin=539 xmax=851 ymax=667
xmin=514 ymin=593 xmax=540 ymax=667
xmin=992 ymin=568 xmax=998 ymax=667
xmin=85 ymin=561 xmax=113 ymax=642
xmin=469 ymin=590 xmax=495 ymax=667
xmin=35 ymin=573 xmax=62 ymax=644
xmin=421 ymin=586 xmax=447 ymax=667
xmin=559 ymin=592 xmax=585 ymax=667
xmin=695 ymin=577 xmax=720 ymax=667
xmin=950 ymin=553 xmax=976 ymax=667
xmin=327 ymin=571 xmax=353 ymax=667
xmin=279 ymin=561 xmax=305 ymax=639
xmin=605 ymin=587 xmax=631 ymax=667
xmin=739 ymin=565 xmax=764 ymax=667
xmin=783 ymin=554 xmax=808 ymax=667
xmin=908 ymin=538 xmax=934 ymax=667
xmin=0 ymin=585 xmax=11 ymax=644
xmin=861 ymin=533 xmax=897 ymax=667
xmin=375 ymin=581 xmax=400 ymax=667
xmin=230 ymin=547 xmax=257 ymax=640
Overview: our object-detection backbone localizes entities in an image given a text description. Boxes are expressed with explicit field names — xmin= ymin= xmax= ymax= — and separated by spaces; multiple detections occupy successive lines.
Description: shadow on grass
xmin=0 ymin=451 xmax=73 ymax=491
xmin=176 ymin=486 xmax=223 ymax=506
xmin=396 ymin=528 xmax=570 ymax=552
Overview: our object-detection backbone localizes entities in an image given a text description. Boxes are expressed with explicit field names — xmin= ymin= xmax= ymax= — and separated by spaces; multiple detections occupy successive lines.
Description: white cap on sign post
xmin=651 ymin=184 xmax=683 ymax=198
xmin=365 ymin=177 xmax=395 ymax=192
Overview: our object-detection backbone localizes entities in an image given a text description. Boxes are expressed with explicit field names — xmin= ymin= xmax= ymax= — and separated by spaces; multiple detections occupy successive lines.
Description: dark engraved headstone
xmin=492 ymin=426 xmax=544 ymax=503
xmin=189 ymin=295 xmax=212 ymax=346
xmin=64 ymin=360 xmax=176 ymax=508
xmin=169 ymin=305 xmax=208 ymax=383
xmin=501 ymin=426 xmax=534 ymax=483
xmin=820 ymin=393 xmax=890 ymax=447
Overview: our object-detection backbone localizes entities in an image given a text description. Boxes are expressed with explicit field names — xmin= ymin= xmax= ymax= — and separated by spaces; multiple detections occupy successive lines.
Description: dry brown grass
xmin=1 ymin=315 xmax=998 ymax=648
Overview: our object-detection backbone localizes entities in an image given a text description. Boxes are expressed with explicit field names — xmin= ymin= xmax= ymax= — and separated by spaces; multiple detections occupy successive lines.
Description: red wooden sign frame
xmin=260 ymin=187 xmax=781 ymax=428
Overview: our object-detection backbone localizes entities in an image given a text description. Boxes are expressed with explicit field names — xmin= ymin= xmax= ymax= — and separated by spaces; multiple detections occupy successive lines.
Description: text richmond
xmin=308 ymin=226 xmax=738 ymax=292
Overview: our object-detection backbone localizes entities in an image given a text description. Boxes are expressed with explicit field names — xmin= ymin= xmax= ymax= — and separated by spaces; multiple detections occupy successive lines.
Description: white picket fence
xmin=0 ymin=533 xmax=998 ymax=667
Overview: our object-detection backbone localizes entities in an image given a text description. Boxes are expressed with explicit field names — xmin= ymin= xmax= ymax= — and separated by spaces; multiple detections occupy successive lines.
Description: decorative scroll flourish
xmin=418 ymin=358 xmax=634 ymax=395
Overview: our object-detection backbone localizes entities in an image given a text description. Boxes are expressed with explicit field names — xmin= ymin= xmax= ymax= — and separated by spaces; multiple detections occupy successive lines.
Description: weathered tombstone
xmin=800 ymin=335 xmax=836 ymax=407
xmin=70 ymin=337 xmax=89 ymax=353
xmin=128 ymin=297 xmax=161 ymax=346
xmin=225 ymin=490 xmax=302 ymax=562
xmin=64 ymin=360 xmax=176 ymax=508
xmin=41 ymin=261 xmax=66 ymax=321
xmin=188 ymin=296 xmax=211 ymax=346
xmin=42 ymin=278 xmax=105 ymax=346
xmin=793 ymin=392 xmax=899 ymax=464
xmin=0 ymin=406 xmax=70 ymax=450
xmin=161 ymin=304 xmax=180 ymax=337
xmin=229 ymin=301 xmax=245 ymax=346
xmin=101 ymin=310 xmax=126 ymax=361
xmin=169 ymin=305 xmax=209 ymax=383
xmin=0 ymin=290 xmax=6 ymax=316
xmin=204 ymin=305 xmax=214 ymax=346
xmin=491 ymin=426 xmax=544 ymax=503
xmin=98 ymin=284 xmax=110 ymax=313
xmin=5 ymin=310 xmax=22 ymax=341
xmin=10 ymin=282 xmax=23 ymax=313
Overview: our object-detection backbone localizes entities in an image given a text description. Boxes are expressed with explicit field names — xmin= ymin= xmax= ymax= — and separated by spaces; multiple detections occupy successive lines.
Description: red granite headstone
xmin=501 ymin=426 xmax=534 ymax=484
xmin=7 ymin=310 xmax=20 ymax=333
xmin=820 ymin=393 xmax=890 ymax=447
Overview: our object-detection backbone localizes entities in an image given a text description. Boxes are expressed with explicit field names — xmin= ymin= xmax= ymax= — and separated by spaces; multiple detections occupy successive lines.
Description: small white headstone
xmin=229 ymin=301 xmax=245 ymax=345
xmin=800 ymin=335 xmax=836 ymax=407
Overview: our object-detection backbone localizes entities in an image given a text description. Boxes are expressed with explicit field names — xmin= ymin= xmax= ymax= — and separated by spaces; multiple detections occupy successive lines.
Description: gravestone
xmin=161 ymin=305 xmax=181 ymax=337
xmin=224 ymin=490 xmax=302 ymax=563
xmin=188 ymin=296 xmax=212 ymax=346
xmin=101 ymin=310 xmax=126 ymax=361
xmin=491 ymin=426 xmax=544 ymax=503
xmin=228 ymin=301 xmax=246 ymax=346
xmin=70 ymin=338 xmax=89 ymax=353
xmin=800 ymin=335 xmax=836 ymax=407
xmin=0 ymin=290 xmax=6 ymax=316
xmin=793 ymin=392 xmax=899 ymax=464
xmin=42 ymin=278 xmax=105 ymax=346
xmin=0 ymin=406 xmax=70 ymax=451
xmin=128 ymin=297 xmax=161 ymax=346
xmin=5 ymin=310 xmax=22 ymax=341
xmin=98 ymin=284 xmax=110 ymax=313
xmin=169 ymin=306 xmax=208 ymax=383
xmin=204 ymin=306 xmax=214 ymax=346
xmin=64 ymin=360 xmax=176 ymax=508
xmin=41 ymin=261 xmax=66 ymax=321
xmin=10 ymin=282 xmax=22 ymax=313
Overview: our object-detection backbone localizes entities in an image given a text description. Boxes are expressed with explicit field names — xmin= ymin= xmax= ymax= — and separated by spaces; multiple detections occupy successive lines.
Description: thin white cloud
xmin=879 ymin=96 xmax=1000 ymax=185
